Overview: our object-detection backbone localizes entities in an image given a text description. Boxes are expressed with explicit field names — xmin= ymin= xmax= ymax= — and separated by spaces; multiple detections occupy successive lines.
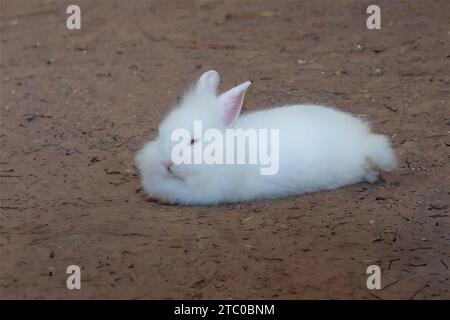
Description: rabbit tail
xmin=365 ymin=134 xmax=397 ymax=173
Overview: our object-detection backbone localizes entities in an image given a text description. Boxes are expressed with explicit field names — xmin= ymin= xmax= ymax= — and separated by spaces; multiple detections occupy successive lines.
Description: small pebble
xmin=370 ymin=67 xmax=384 ymax=76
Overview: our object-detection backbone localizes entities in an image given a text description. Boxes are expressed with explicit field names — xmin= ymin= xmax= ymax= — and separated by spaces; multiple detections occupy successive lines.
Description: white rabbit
xmin=136 ymin=70 xmax=397 ymax=205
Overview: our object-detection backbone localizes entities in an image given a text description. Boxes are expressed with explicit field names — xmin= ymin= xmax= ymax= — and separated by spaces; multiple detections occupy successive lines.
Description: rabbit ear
xmin=196 ymin=70 xmax=220 ymax=92
xmin=218 ymin=81 xmax=251 ymax=126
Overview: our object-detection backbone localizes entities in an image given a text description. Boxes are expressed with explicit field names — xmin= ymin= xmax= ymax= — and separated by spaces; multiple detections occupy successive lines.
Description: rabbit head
xmin=136 ymin=70 xmax=252 ymax=203
xmin=155 ymin=70 xmax=251 ymax=177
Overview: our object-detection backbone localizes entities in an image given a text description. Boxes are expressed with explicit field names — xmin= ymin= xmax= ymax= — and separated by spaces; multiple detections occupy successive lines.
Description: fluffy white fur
xmin=136 ymin=70 xmax=397 ymax=205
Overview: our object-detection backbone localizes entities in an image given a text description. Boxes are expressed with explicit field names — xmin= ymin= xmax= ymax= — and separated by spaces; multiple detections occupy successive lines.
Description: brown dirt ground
xmin=0 ymin=0 xmax=449 ymax=299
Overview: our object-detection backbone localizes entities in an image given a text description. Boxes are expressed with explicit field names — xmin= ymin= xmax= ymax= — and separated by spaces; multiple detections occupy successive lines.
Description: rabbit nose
xmin=162 ymin=160 xmax=173 ymax=173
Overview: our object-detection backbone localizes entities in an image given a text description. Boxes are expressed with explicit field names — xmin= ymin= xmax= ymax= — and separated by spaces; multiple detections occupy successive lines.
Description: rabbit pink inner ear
xmin=197 ymin=70 xmax=220 ymax=92
xmin=219 ymin=81 xmax=251 ymax=126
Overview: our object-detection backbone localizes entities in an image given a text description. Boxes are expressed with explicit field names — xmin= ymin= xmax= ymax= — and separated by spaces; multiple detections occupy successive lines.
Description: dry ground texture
xmin=0 ymin=0 xmax=449 ymax=299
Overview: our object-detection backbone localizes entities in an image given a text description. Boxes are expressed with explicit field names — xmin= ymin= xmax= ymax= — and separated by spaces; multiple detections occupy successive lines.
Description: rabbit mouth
xmin=166 ymin=170 xmax=184 ymax=181
xmin=161 ymin=161 xmax=184 ymax=180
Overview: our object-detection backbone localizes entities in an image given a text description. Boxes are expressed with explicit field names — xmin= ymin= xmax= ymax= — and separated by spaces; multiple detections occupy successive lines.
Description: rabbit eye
xmin=190 ymin=139 xmax=198 ymax=145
